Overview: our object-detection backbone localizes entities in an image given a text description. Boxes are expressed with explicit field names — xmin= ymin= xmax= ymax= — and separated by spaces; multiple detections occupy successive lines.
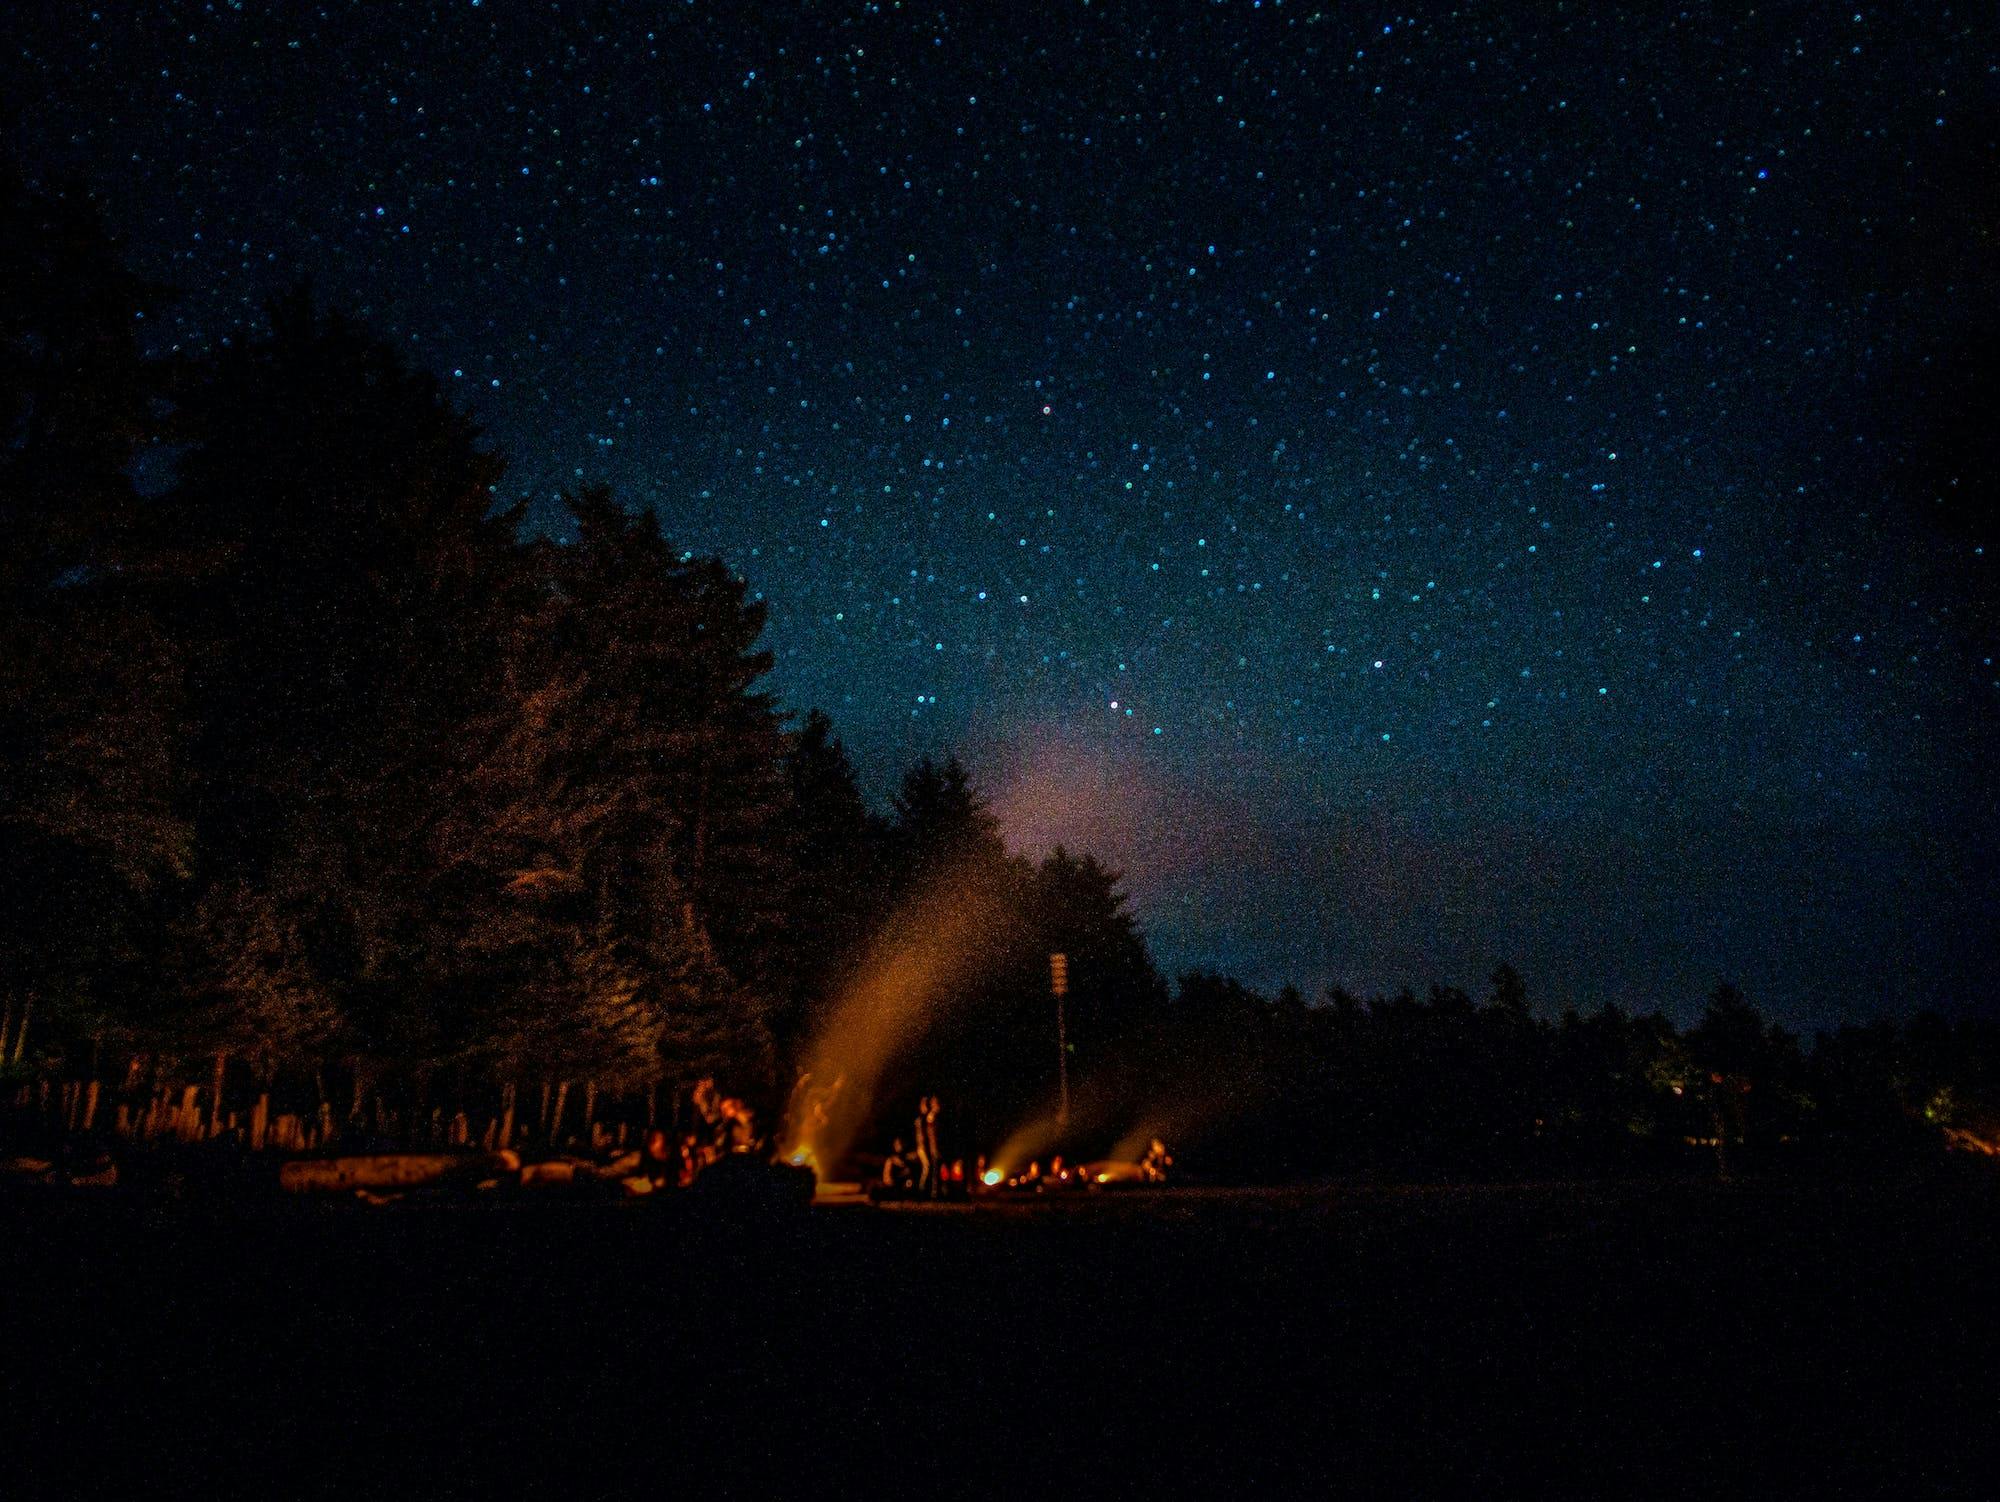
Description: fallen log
xmin=279 ymin=1150 xmax=520 ymax=1195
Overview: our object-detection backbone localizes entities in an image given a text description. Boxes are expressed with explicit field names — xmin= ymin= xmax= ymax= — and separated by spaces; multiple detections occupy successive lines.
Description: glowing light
xmin=777 ymin=865 xmax=1012 ymax=1171
xmin=982 ymin=1169 xmax=1003 ymax=1186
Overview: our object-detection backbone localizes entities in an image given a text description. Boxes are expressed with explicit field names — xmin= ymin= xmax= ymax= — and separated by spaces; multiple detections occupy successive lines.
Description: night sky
xmin=8 ymin=2 xmax=1994 ymax=1025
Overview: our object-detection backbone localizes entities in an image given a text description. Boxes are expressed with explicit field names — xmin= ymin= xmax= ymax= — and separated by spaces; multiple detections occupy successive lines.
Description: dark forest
xmin=5 ymin=166 xmax=1995 ymax=1186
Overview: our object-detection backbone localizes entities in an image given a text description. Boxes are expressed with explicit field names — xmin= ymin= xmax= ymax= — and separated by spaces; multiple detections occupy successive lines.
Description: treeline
xmin=1120 ymin=973 xmax=2000 ymax=1179
xmin=4 ymin=169 xmax=1995 ymax=1176
xmin=0 ymin=169 xmax=1161 ymax=1154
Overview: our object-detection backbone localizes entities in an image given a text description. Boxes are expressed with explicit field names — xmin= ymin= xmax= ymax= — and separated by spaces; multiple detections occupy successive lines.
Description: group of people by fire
xmin=878 ymin=1095 xmax=1175 ymax=1200
xmin=973 ymin=1137 xmax=1175 ymax=1194
xmin=879 ymin=1094 xmax=961 ymax=1197
xmin=637 ymin=1076 xmax=1174 ymax=1199
xmin=637 ymin=1078 xmax=763 ymax=1190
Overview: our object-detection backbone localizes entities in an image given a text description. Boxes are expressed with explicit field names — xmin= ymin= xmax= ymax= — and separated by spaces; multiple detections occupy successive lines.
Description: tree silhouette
xmin=0 ymin=168 xmax=189 ymax=1071
xmin=892 ymin=754 xmax=1006 ymax=887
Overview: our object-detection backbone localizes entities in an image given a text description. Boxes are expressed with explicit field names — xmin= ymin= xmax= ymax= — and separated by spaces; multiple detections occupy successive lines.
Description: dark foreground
xmin=2 ymin=1174 xmax=1993 ymax=1497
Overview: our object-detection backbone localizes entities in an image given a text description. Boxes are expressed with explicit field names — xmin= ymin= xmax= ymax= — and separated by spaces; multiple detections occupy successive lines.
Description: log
xmin=518 ymin=1158 xmax=581 ymax=1189
xmin=279 ymin=1151 xmax=519 ymax=1196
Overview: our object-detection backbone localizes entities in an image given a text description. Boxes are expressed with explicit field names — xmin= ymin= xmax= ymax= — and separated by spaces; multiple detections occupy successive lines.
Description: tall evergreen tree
xmin=152 ymin=290 xmax=517 ymax=1084
xmin=0 ymin=168 xmax=189 ymax=1069
xmin=891 ymin=754 xmax=1006 ymax=889
xmin=773 ymin=709 xmax=890 ymax=1054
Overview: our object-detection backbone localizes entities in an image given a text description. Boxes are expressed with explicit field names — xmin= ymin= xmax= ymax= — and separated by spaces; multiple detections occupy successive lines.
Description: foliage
xmin=3 ymin=188 xmax=1995 ymax=1173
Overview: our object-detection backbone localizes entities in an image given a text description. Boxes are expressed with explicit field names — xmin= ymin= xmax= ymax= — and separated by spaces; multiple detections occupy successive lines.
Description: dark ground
xmin=2 ymin=1173 xmax=1993 ymax=1498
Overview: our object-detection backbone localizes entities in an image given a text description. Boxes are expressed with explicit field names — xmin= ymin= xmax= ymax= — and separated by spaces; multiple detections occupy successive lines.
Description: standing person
xmin=913 ymin=1095 xmax=942 ymax=1198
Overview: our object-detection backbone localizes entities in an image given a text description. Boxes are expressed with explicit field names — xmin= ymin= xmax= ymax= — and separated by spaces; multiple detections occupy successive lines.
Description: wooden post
xmin=8 ymin=997 xmax=28 ymax=1064
xmin=210 ymin=1053 xmax=228 ymax=1137
xmin=499 ymin=1083 xmax=516 ymax=1151
xmin=538 ymin=1080 xmax=552 ymax=1136
xmin=251 ymin=1093 xmax=269 ymax=1151
xmin=82 ymin=1080 xmax=100 ymax=1132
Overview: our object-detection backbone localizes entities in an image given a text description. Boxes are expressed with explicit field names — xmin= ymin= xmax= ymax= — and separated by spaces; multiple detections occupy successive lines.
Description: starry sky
xmin=8 ymin=1 xmax=1995 ymax=1025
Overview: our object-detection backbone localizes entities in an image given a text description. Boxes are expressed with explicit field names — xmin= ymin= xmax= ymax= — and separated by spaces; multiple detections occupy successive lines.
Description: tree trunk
xmin=9 ymin=996 xmax=30 ymax=1065
xmin=498 ymin=1083 xmax=516 ymax=1150
xmin=210 ymin=1053 xmax=228 ymax=1137
xmin=550 ymin=1080 xmax=571 ymax=1145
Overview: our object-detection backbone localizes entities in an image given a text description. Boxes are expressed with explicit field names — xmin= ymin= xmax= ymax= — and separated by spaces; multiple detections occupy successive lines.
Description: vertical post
xmin=1050 ymin=953 xmax=1070 ymax=1126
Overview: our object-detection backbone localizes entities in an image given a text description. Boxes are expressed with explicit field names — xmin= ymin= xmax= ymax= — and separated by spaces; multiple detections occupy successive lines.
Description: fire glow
xmin=780 ymin=863 xmax=1012 ymax=1176
xmin=990 ymin=1110 xmax=1070 ymax=1183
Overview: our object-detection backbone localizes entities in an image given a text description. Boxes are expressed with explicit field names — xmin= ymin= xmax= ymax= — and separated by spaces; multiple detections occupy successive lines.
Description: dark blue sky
xmin=9 ymin=1 xmax=1993 ymax=1023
